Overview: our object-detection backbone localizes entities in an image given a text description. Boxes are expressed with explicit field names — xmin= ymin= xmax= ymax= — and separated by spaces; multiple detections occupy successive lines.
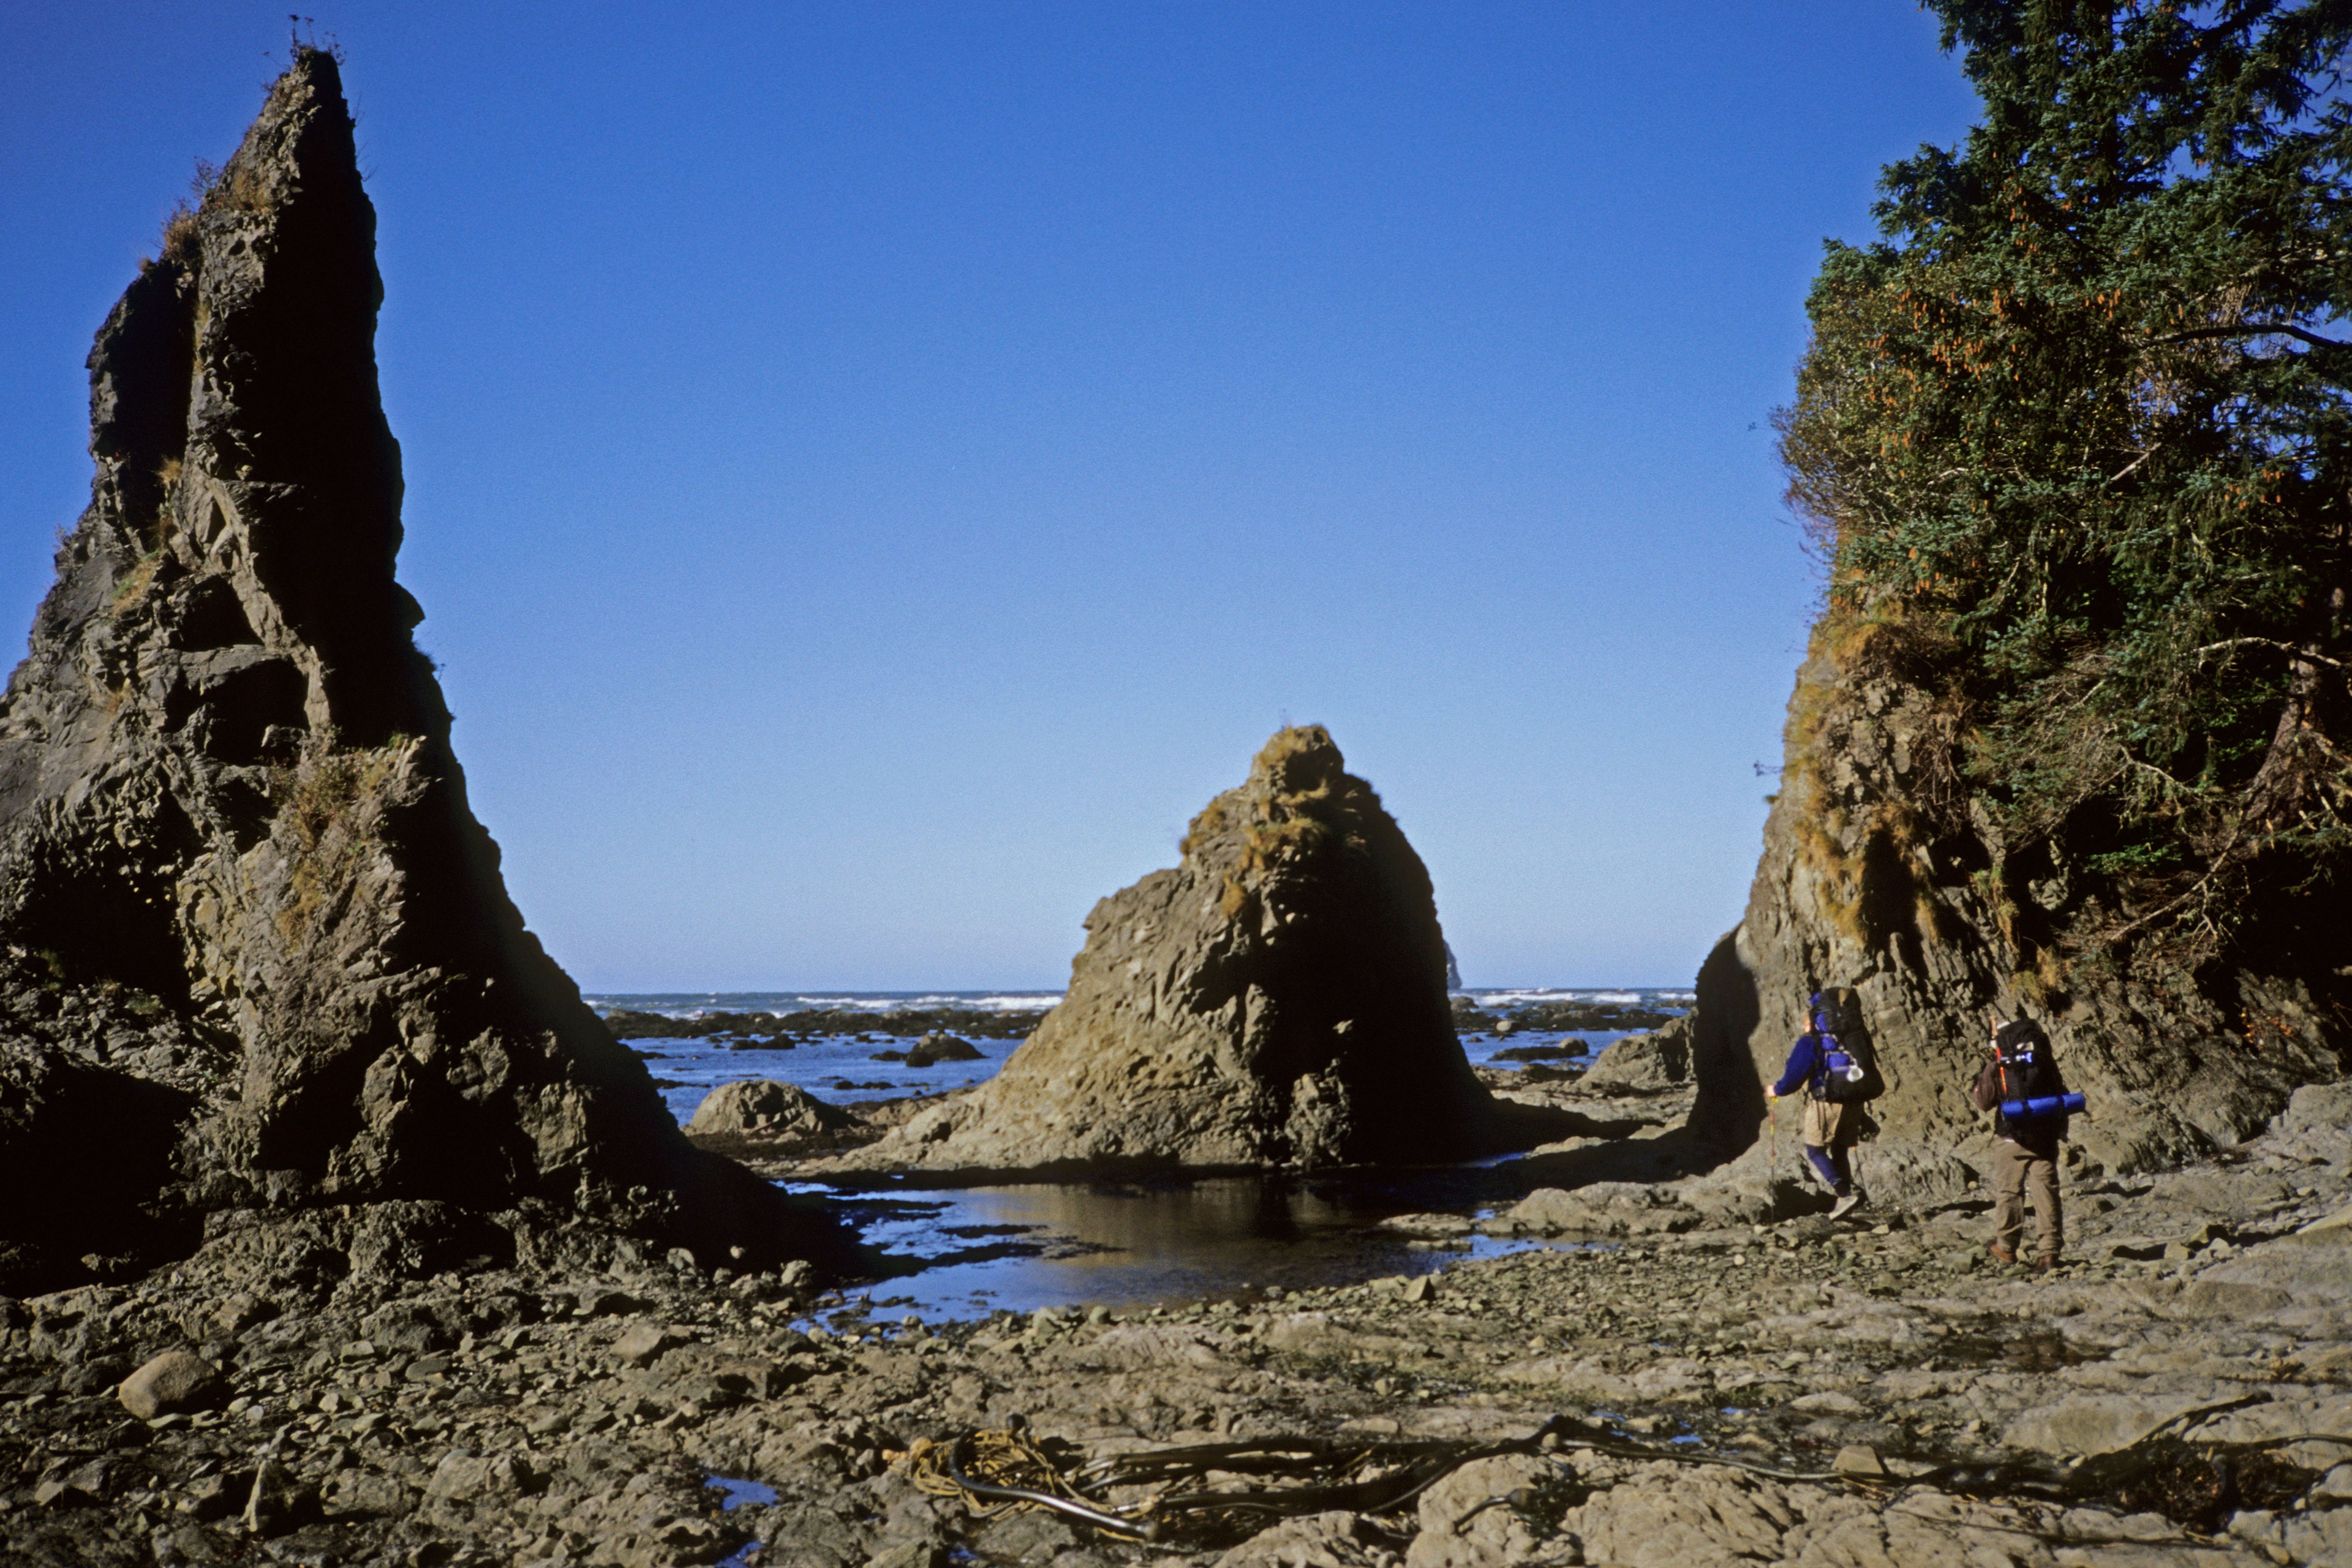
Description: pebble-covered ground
xmin=3 ymin=1087 xmax=2348 ymax=1567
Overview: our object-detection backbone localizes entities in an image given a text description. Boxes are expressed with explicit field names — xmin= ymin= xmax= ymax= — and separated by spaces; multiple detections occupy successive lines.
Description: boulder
xmin=866 ymin=1544 xmax=945 ymax=1568
xmin=685 ymin=1080 xmax=849 ymax=1140
xmin=2278 ymin=1081 xmax=2352 ymax=1165
xmin=2282 ymin=1080 xmax=2352 ymax=1137
xmin=117 ymin=1351 xmax=222 ymax=1419
xmin=1831 ymin=1443 xmax=1887 ymax=1477
xmin=904 ymin=1033 xmax=984 ymax=1067
xmin=610 ymin=1323 xmax=682 ymax=1368
xmin=0 ymin=48 xmax=845 ymax=1291
xmin=1578 ymin=1023 xmax=1694 ymax=1090
xmin=830 ymin=726 xmax=1501 ymax=1173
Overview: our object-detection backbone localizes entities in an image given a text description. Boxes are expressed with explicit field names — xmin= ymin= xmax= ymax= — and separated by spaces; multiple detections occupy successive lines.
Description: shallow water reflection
xmin=611 ymin=993 xmax=1678 ymax=1321
xmin=704 ymin=1476 xmax=776 ymax=1511
xmin=794 ymin=1171 xmax=1599 ymax=1322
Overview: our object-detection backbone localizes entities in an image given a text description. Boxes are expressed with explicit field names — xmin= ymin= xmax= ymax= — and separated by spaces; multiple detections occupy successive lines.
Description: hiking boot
xmin=2035 ymin=1255 xmax=2060 ymax=1273
xmin=1987 ymin=1242 xmax=2017 ymax=1265
xmin=1829 ymin=1193 xmax=1863 ymax=1221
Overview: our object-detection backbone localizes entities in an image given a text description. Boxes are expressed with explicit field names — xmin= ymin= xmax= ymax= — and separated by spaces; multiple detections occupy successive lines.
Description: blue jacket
xmin=1771 ymin=1033 xmax=1830 ymax=1099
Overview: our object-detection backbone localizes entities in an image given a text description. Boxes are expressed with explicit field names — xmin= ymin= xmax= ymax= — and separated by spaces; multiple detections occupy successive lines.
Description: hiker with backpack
xmin=1762 ymin=988 xmax=1879 ymax=1220
xmin=1970 ymin=1016 xmax=2079 ymax=1271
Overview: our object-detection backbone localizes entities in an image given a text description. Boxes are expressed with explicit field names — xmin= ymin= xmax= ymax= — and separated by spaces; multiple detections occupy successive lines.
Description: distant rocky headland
xmin=601 ymin=994 xmax=1668 ymax=1058
xmin=1451 ymin=995 xmax=1676 ymax=1038
xmin=601 ymin=1006 xmax=1048 ymax=1047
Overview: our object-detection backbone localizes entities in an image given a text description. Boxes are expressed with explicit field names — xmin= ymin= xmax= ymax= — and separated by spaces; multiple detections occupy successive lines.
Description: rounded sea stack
xmin=833 ymin=725 xmax=1500 ymax=1174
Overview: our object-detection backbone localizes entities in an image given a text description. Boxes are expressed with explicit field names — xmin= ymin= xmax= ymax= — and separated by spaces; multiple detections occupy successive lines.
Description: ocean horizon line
xmin=582 ymin=984 xmax=1697 ymax=1018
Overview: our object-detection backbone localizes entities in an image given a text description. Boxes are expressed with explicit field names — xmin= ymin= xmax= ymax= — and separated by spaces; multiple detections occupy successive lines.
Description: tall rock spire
xmin=0 ymin=50 xmax=839 ymax=1292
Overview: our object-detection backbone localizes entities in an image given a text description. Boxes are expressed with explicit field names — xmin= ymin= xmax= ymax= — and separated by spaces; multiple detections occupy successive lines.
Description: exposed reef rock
xmin=1577 ymin=1026 xmax=1692 ymax=1093
xmin=829 ymin=726 xmax=1514 ymax=1175
xmin=0 ymin=49 xmax=838 ymax=1294
xmin=902 ymin=1031 xmax=983 ymax=1066
xmin=1681 ymin=623 xmax=2348 ymax=1205
xmin=685 ymin=1080 xmax=850 ymax=1142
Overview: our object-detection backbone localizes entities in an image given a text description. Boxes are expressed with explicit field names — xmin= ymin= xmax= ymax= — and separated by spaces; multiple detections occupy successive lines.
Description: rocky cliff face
xmin=0 ymin=50 xmax=834 ymax=1293
xmin=1683 ymin=619 xmax=2347 ymax=1203
xmin=835 ymin=726 xmax=1504 ymax=1174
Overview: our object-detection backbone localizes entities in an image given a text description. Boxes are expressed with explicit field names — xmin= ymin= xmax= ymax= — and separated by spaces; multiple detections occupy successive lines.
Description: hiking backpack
xmin=1807 ymin=992 xmax=1882 ymax=1104
xmin=1991 ymin=1019 xmax=2070 ymax=1134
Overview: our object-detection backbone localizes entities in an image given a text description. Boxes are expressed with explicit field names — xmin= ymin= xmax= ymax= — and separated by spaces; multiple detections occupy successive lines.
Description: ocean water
xmin=590 ymin=988 xmax=1689 ymax=1318
xmin=796 ymin=1175 xmax=1626 ymax=1321
xmin=590 ymin=988 xmax=1692 ymax=1128
xmin=588 ymin=990 xmax=1060 ymax=1125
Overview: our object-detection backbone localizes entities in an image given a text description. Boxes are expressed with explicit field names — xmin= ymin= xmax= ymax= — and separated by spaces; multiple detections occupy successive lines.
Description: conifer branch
xmin=2148 ymin=322 xmax=2350 ymax=351
xmin=2195 ymin=636 xmax=2348 ymax=671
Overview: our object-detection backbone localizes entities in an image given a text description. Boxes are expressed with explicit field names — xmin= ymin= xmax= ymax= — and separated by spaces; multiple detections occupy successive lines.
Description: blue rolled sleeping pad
xmin=1999 ymin=1091 xmax=2086 ymax=1122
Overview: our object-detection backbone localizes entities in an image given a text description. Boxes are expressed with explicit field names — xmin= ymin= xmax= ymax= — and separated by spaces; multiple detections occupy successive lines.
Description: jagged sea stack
xmin=839 ymin=726 xmax=1497 ymax=1174
xmin=0 ymin=50 xmax=834 ymax=1292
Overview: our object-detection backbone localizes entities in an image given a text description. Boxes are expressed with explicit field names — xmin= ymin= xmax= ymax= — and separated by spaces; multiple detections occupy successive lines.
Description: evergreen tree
xmin=1779 ymin=0 xmax=2352 ymax=973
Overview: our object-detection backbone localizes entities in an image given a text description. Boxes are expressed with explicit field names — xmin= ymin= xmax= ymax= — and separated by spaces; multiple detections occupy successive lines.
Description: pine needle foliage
xmin=1779 ymin=0 xmax=2352 ymax=965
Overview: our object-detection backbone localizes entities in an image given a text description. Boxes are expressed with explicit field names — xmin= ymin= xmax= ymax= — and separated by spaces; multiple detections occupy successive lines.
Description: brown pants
xmin=1992 ymin=1139 xmax=2062 ymax=1260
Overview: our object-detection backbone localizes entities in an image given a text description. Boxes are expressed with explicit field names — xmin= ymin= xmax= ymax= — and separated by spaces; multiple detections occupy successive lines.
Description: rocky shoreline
xmin=5 ymin=33 xmax=2349 ymax=1568
xmin=667 ymin=1049 xmax=1684 ymax=1186
xmin=6 ymin=1072 xmax=2345 ymax=1567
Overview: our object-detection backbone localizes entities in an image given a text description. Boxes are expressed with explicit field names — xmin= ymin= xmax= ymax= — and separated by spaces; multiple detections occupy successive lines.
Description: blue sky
xmin=0 ymin=4 xmax=1980 ymax=990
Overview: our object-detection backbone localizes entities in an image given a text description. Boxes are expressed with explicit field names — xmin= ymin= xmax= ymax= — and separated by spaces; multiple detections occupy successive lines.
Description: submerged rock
xmin=905 ymin=1032 xmax=983 ymax=1067
xmin=0 ymin=48 xmax=839 ymax=1294
xmin=832 ymin=726 xmax=1509 ymax=1174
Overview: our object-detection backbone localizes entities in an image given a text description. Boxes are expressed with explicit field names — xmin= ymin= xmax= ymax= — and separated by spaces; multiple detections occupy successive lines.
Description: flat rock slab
xmin=2004 ymin=1392 xmax=2217 ymax=1458
xmin=2191 ymin=1395 xmax=2352 ymax=1447
xmin=2200 ymin=1227 xmax=2352 ymax=1300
